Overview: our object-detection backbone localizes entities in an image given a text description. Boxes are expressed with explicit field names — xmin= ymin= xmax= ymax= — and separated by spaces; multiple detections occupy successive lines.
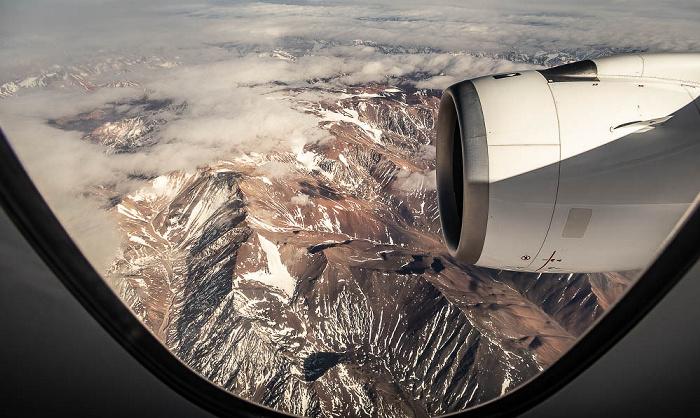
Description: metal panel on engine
xmin=534 ymin=74 xmax=700 ymax=272
xmin=471 ymin=72 xmax=561 ymax=270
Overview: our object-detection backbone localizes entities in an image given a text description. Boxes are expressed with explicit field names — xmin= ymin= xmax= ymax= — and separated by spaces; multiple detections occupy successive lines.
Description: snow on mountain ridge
xmin=0 ymin=56 xmax=179 ymax=98
xmin=93 ymin=85 xmax=633 ymax=417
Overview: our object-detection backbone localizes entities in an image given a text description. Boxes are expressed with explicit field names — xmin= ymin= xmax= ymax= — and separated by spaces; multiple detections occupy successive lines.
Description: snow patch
xmin=319 ymin=108 xmax=383 ymax=144
xmin=296 ymin=150 xmax=320 ymax=172
xmin=500 ymin=377 xmax=511 ymax=396
xmin=129 ymin=235 xmax=148 ymax=246
xmin=241 ymin=234 xmax=297 ymax=298
xmin=338 ymin=92 xmax=381 ymax=100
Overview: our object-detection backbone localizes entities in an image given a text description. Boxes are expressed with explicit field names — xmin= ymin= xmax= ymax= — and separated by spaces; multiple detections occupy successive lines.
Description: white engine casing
xmin=436 ymin=53 xmax=700 ymax=273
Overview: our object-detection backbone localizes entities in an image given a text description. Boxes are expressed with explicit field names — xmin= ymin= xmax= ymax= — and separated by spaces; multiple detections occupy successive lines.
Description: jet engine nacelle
xmin=437 ymin=53 xmax=700 ymax=273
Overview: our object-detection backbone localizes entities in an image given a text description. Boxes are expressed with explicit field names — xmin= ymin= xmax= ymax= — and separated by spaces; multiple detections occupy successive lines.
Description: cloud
xmin=395 ymin=169 xmax=437 ymax=192
xmin=255 ymin=161 xmax=296 ymax=179
xmin=0 ymin=114 xmax=123 ymax=268
xmin=2 ymin=1 xmax=698 ymax=75
xmin=291 ymin=193 xmax=311 ymax=206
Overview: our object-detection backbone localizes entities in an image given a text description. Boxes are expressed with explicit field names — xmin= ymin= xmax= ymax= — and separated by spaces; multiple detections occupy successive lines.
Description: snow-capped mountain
xmin=0 ymin=56 xmax=176 ymax=98
xmin=49 ymin=97 xmax=186 ymax=153
xmin=4 ymin=32 xmax=643 ymax=416
xmin=49 ymin=84 xmax=632 ymax=417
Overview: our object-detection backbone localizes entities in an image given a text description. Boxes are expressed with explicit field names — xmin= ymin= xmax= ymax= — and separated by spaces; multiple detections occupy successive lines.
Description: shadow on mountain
xmin=304 ymin=352 xmax=342 ymax=382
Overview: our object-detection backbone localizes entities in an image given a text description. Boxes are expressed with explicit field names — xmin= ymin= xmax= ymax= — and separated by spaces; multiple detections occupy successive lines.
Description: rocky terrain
xmin=11 ymin=39 xmax=641 ymax=417
xmin=43 ymin=83 xmax=634 ymax=416
xmin=0 ymin=56 xmax=176 ymax=98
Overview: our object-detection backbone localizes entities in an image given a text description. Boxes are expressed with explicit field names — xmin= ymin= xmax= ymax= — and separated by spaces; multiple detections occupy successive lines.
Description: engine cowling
xmin=437 ymin=53 xmax=700 ymax=273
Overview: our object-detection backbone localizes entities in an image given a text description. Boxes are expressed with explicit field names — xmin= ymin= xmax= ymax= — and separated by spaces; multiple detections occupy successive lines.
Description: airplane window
xmin=1 ymin=1 xmax=699 ymax=417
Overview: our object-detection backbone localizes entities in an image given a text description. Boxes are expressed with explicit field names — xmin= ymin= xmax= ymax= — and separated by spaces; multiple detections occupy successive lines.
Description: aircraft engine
xmin=436 ymin=53 xmax=700 ymax=272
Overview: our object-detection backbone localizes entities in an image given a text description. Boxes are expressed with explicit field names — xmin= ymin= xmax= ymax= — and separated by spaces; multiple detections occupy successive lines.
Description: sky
xmin=0 ymin=0 xmax=698 ymax=266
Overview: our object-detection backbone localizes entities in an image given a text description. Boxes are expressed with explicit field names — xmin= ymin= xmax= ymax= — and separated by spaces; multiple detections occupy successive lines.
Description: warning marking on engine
xmin=535 ymin=251 xmax=562 ymax=271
